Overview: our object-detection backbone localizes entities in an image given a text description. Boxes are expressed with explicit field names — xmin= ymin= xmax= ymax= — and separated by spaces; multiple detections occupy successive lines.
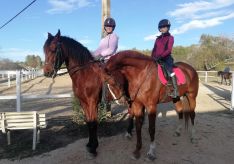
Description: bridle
xmin=45 ymin=41 xmax=100 ymax=78
xmin=53 ymin=42 xmax=63 ymax=72
xmin=105 ymin=63 xmax=155 ymax=106
xmin=44 ymin=42 xmax=64 ymax=78
xmin=104 ymin=74 xmax=131 ymax=105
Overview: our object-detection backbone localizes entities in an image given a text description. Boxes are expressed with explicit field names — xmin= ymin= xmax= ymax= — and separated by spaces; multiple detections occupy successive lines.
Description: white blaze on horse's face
xmin=107 ymin=84 xmax=121 ymax=105
xmin=104 ymin=72 xmax=127 ymax=105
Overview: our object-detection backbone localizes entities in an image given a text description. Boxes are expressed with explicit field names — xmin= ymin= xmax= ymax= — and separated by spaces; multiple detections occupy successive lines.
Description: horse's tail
xmin=182 ymin=94 xmax=190 ymax=131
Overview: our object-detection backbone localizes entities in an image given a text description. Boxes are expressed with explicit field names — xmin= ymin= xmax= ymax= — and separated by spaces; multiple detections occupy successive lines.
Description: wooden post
xmin=101 ymin=0 xmax=110 ymax=38
xmin=231 ymin=72 xmax=234 ymax=111
xmin=16 ymin=70 xmax=21 ymax=112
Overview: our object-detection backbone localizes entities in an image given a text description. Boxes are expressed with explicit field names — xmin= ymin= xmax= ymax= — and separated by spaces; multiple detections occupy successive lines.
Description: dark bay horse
xmin=43 ymin=30 xmax=103 ymax=157
xmin=103 ymin=50 xmax=199 ymax=160
xmin=217 ymin=71 xmax=232 ymax=85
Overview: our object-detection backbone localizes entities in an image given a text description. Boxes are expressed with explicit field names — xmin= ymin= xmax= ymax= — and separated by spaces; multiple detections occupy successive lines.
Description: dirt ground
xmin=0 ymin=75 xmax=233 ymax=164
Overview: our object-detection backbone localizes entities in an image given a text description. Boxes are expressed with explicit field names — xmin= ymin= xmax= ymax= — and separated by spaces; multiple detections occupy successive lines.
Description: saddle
xmin=157 ymin=63 xmax=186 ymax=86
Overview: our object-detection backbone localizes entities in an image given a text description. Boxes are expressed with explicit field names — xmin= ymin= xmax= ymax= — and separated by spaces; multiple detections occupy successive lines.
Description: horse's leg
xmin=125 ymin=113 xmax=134 ymax=139
xmin=131 ymin=104 xmax=144 ymax=160
xmin=125 ymin=107 xmax=145 ymax=139
xmin=173 ymin=98 xmax=184 ymax=137
xmin=146 ymin=110 xmax=157 ymax=161
xmin=81 ymin=100 xmax=99 ymax=157
xmin=86 ymin=121 xmax=98 ymax=155
xmin=186 ymin=94 xmax=197 ymax=143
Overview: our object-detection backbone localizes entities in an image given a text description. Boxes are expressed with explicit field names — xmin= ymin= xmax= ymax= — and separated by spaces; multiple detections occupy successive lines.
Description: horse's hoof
xmin=173 ymin=131 xmax=181 ymax=137
xmin=86 ymin=144 xmax=97 ymax=157
xmin=131 ymin=155 xmax=137 ymax=160
xmin=145 ymin=152 xmax=156 ymax=161
xmin=86 ymin=152 xmax=97 ymax=160
xmin=125 ymin=132 xmax=132 ymax=140
xmin=190 ymin=137 xmax=197 ymax=144
xmin=131 ymin=151 xmax=140 ymax=160
xmin=86 ymin=143 xmax=92 ymax=152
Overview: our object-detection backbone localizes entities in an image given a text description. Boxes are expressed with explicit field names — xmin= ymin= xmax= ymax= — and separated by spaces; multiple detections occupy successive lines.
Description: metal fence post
xmin=16 ymin=70 xmax=21 ymax=112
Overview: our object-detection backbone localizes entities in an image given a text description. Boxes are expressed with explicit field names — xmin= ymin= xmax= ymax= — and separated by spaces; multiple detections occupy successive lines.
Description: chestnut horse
xmin=103 ymin=50 xmax=199 ymax=160
xmin=43 ymin=30 xmax=103 ymax=157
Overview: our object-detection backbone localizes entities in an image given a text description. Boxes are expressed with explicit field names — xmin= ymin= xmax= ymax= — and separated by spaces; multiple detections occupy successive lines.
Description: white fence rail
xmin=0 ymin=69 xmax=42 ymax=87
xmin=0 ymin=70 xmax=72 ymax=112
xmin=0 ymin=70 xmax=232 ymax=111
xmin=197 ymin=71 xmax=233 ymax=110
xmin=197 ymin=71 xmax=218 ymax=83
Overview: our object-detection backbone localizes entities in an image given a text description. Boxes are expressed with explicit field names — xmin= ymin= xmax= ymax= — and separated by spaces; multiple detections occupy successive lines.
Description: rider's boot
xmin=170 ymin=73 xmax=179 ymax=98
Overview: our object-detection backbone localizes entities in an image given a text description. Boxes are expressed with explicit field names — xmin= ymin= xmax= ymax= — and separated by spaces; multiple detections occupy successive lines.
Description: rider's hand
xmin=154 ymin=56 xmax=162 ymax=61
xmin=95 ymin=55 xmax=102 ymax=60
xmin=95 ymin=55 xmax=105 ymax=62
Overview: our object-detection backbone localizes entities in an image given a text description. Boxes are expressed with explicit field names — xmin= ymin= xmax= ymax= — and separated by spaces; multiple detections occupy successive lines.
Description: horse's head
xmin=43 ymin=30 xmax=64 ymax=78
xmin=103 ymin=69 xmax=129 ymax=105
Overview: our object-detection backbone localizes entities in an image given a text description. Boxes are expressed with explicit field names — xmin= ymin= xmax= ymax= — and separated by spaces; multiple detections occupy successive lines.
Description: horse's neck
xmin=65 ymin=59 xmax=84 ymax=77
xmin=121 ymin=64 xmax=148 ymax=82
xmin=120 ymin=57 xmax=150 ymax=70
xmin=65 ymin=58 xmax=101 ymax=79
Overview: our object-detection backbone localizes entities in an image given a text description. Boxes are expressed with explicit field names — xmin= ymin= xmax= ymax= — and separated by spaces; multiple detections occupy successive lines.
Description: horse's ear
xmin=48 ymin=33 xmax=53 ymax=39
xmin=55 ymin=29 xmax=61 ymax=38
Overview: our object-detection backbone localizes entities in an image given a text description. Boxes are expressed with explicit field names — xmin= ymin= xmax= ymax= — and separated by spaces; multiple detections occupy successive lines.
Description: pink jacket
xmin=151 ymin=32 xmax=174 ymax=58
xmin=93 ymin=33 xmax=119 ymax=59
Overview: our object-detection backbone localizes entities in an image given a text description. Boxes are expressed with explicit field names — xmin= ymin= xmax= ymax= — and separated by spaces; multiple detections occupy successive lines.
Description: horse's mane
xmin=44 ymin=36 xmax=94 ymax=65
xmin=115 ymin=50 xmax=152 ymax=61
xmin=106 ymin=50 xmax=153 ymax=72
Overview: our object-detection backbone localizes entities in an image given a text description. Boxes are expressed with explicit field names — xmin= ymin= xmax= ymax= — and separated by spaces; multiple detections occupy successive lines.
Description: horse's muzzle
xmin=44 ymin=70 xmax=56 ymax=78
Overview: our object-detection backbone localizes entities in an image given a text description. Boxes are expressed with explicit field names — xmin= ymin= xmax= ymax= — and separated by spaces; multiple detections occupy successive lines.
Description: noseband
xmin=105 ymin=75 xmax=131 ymax=104
xmin=54 ymin=42 xmax=64 ymax=71
xmin=44 ymin=42 xmax=64 ymax=78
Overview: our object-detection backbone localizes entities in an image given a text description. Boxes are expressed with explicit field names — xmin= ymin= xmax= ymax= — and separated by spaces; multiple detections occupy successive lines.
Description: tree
xmin=121 ymin=34 xmax=234 ymax=70
xmin=0 ymin=58 xmax=23 ymax=70
xmin=25 ymin=55 xmax=42 ymax=68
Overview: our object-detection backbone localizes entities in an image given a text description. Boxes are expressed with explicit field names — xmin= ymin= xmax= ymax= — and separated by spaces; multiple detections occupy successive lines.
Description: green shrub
xmin=72 ymin=97 xmax=108 ymax=124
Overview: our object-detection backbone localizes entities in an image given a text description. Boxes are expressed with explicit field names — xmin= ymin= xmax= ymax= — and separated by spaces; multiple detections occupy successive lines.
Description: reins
xmin=104 ymin=76 xmax=131 ymax=104
xmin=130 ymin=63 xmax=155 ymax=103
xmin=52 ymin=42 xmax=103 ymax=77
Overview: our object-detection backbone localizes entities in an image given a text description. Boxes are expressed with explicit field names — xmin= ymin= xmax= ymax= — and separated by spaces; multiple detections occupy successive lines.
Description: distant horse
xmin=103 ymin=50 xmax=199 ymax=160
xmin=43 ymin=30 xmax=104 ymax=157
xmin=217 ymin=71 xmax=232 ymax=85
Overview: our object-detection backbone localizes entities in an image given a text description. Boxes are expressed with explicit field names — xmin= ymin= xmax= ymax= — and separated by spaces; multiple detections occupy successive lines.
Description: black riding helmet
xmin=104 ymin=17 xmax=116 ymax=31
xmin=158 ymin=19 xmax=171 ymax=31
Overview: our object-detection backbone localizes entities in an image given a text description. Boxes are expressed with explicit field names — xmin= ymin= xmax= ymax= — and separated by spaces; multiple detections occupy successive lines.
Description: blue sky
xmin=0 ymin=0 xmax=234 ymax=61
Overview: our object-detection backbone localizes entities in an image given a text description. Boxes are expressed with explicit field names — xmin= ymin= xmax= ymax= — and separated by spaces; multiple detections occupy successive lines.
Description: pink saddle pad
xmin=158 ymin=64 xmax=186 ymax=85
